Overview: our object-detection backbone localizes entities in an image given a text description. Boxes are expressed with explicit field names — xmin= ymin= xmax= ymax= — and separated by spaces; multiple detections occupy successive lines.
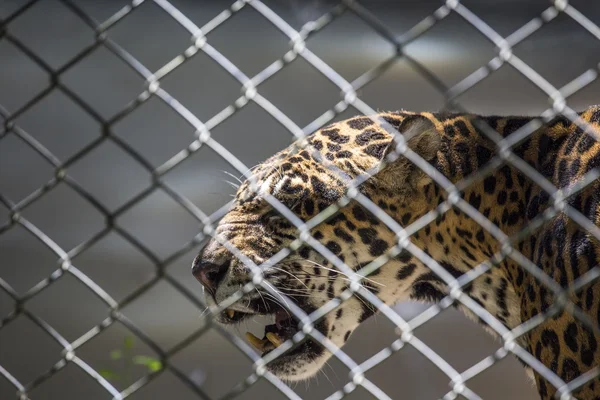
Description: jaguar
xmin=192 ymin=106 xmax=600 ymax=399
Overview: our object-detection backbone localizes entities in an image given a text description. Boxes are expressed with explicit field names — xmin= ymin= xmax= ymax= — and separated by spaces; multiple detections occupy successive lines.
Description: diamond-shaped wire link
xmin=1 ymin=0 xmax=600 ymax=399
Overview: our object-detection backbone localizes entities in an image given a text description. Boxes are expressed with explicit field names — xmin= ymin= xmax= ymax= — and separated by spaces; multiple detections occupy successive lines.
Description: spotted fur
xmin=194 ymin=107 xmax=600 ymax=399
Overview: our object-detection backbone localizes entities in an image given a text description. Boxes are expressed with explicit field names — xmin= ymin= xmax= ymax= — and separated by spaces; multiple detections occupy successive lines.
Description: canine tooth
xmin=245 ymin=332 xmax=266 ymax=351
xmin=226 ymin=309 xmax=235 ymax=319
xmin=266 ymin=332 xmax=283 ymax=348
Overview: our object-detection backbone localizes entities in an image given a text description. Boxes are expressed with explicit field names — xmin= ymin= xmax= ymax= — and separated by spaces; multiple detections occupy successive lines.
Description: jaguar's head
xmin=192 ymin=114 xmax=441 ymax=380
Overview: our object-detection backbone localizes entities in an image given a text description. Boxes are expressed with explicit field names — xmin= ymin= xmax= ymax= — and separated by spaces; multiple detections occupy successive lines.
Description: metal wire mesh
xmin=1 ymin=0 xmax=599 ymax=399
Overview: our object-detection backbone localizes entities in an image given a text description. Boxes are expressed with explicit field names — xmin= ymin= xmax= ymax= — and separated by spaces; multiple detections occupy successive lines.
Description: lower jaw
xmin=263 ymin=340 xmax=326 ymax=379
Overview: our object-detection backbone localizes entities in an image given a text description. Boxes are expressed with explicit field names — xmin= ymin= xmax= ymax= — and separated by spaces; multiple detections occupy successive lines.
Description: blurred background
xmin=1 ymin=0 xmax=599 ymax=399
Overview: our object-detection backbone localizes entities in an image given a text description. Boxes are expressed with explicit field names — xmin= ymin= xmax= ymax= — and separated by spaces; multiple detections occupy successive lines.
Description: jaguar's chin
xmin=263 ymin=339 xmax=328 ymax=381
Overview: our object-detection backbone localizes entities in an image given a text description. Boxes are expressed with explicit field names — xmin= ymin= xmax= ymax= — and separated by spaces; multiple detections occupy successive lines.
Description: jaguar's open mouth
xmin=217 ymin=301 xmax=327 ymax=380
xmin=222 ymin=307 xmax=298 ymax=355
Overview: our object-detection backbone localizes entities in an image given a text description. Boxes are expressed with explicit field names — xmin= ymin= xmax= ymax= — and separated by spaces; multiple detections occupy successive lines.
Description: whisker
xmin=320 ymin=360 xmax=335 ymax=387
xmin=260 ymin=290 xmax=293 ymax=320
xmin=324 ymin=360 xmax=339 ymax=380
xmin=222 ymin=170 xmax=243 ymax=184
xmin=261 ymin=281 xmax=293 ymax=316
xmin=251 ymin=286 xmax=269 ymax=314
xmin=199 ymin=306 xmax=212 ymax=319
xmin=224 ymin=180 xmax=240 ymax=190
xmin=266 ymin=265 xmax=309 ymax=289
xmin=297 ymin=259 xmax=385 ymax=287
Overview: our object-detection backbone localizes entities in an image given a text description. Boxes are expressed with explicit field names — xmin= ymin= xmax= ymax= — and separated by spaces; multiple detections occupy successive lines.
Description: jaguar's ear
xmin=375 ymin=115 xmax=441 ymax=190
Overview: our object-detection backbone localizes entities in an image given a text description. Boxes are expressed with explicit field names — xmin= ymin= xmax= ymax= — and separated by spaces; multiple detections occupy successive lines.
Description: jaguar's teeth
xmin=226 ymin=309 xmax=235 ymax=319
xmin=245 ymin=332 xmax=266 ymax=351
xmin=266 ymin=332 xmax=283 ymax=348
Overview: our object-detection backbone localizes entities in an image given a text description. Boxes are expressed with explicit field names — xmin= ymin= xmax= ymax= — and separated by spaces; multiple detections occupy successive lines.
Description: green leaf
xmin=99 ymin=368 xmax=120 ymax=381
xmin=109 ymin=350 xmax=122 ymax=360
xmin=123 ymin=336 xmax=135 ymax=350
xmin=147 ymin=360 xmax=162 ymax=372
xmin=132 ymin=355 xmax=154 ymax=365
xmin=132 ymin=355 xmax=162 ymax=372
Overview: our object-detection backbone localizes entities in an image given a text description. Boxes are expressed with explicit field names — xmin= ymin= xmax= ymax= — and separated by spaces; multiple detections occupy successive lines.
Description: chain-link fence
xmin=1 ymin=0 xmax=600 ymax=399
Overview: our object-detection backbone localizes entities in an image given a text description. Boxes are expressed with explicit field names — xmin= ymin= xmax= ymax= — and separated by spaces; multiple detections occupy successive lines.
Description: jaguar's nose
xmin=192 ymin=258 xmax=230 ymax=295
